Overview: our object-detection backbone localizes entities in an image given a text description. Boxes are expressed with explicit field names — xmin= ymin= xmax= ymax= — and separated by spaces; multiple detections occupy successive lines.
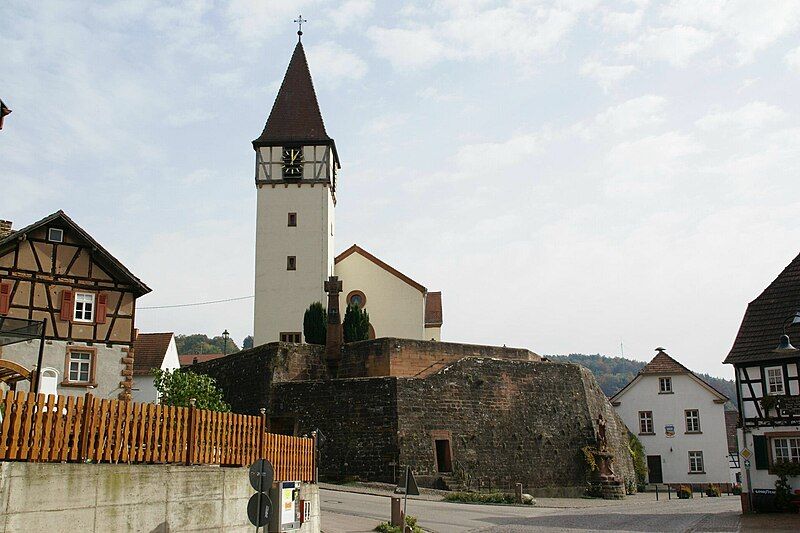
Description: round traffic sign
xmin=249 ymin=459 xmax=275 ymax=492
xmin=247 ymin=493 xmax=272 ymax=527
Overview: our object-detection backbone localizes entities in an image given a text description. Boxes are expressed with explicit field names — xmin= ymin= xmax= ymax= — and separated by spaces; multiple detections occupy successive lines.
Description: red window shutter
xmin=0 ymin=283 xmax=10 ymax=314
xmin=96 ymin=293 xmax=108 ymax=324
xmin=60 ymin=290 xmax=73 ymax=321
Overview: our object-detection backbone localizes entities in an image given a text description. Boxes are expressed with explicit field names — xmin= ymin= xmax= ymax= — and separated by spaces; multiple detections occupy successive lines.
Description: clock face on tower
xmin=282 ymin=147 xmax=303 ymax=178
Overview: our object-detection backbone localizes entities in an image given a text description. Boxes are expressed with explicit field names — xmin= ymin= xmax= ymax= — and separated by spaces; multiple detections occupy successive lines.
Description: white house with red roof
xmin=131 ymin=332 xmax=179 ymax=403
xmin=611 ymin=348 xmax=731 ymax=487
xmin=252 ymin=39 xmax=442 ymax=345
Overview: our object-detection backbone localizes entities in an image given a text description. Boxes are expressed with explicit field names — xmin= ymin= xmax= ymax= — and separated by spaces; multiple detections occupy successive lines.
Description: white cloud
xmin=361 ymin=112 xmax=408 ymax=135
xmin=605 ymin=132 xmax=702 ymax=197
xmin=306 ymin=41 xmax=368 ymax=86
xmin=695 ymin=102 xmax=787 ymax=134
xmin=603 ymin=9 xmax=644 ymax=33
xmin=367 ymin=1 xmax=595 ymax=70
xmin=580 ymin=60 xmax=636 ymax=90
xmin=618 ymin=25 xmax=715 ymax=67
xmin=662 ymin=0 xmax=800 ymax=62
xmin=166 ymin=108 xmax=216 ymax=127
xmin=326 ymin=0 xmax=374 ymax=32
xmin=576 ymin=95 xmax=667 ymax=138
xmin=786 ymin=46 xmax=800 ymax=72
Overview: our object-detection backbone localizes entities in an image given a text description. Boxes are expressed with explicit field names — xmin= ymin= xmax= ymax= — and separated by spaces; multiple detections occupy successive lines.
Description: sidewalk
xmin=319 ymin=481 xmax=738 ymax=509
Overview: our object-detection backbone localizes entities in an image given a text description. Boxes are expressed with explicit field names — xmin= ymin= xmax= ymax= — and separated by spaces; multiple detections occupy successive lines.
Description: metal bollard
xmin=655 ymin=484 xmax=659 ymax=501
xmin=668 ymin=485 xmax=671 ymax=500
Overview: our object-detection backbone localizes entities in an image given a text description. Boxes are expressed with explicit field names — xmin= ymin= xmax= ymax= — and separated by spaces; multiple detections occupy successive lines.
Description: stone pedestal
xmin=596 ymin=451 xmax=625 ymax=500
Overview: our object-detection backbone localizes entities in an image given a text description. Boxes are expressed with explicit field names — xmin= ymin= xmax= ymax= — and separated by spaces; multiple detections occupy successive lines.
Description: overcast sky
xmin=3 ymin=1 xmax=800 ymax=378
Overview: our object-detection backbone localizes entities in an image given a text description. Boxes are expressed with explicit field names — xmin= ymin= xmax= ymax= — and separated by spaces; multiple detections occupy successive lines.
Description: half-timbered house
xmin=724 ymin=251 xmax=800 ymax=511
xmin=0 ymin=211 xmax=150 ymax=400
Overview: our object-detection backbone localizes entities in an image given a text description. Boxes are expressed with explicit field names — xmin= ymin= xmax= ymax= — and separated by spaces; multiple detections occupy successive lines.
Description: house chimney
xmin=0 ymin=220 xmax=12 ymax=239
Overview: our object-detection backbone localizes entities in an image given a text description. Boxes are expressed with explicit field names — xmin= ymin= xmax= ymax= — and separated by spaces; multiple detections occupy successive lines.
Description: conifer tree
xmin=343 ymin=303 xmax=370 ymax=342
xmin=303 ymin=302 xmax=327 ymax=345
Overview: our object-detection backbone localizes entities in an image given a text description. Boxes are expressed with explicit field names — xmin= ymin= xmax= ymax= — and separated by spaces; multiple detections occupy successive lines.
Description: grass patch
xmin=375 ymin=515 xmax=422 ymax=533
xmin=443 ymin=492 xmax=518 ymax=504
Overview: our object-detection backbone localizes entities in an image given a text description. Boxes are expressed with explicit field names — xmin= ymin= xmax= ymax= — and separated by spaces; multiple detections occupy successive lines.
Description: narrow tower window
xmin=287 ymin=256 xmax=296 ymax=270
xmin=288 ymin=212 xmax=297 ymax=227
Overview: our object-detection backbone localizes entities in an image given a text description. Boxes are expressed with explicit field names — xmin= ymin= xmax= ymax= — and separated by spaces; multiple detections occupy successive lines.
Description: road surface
xmin=319 ymin=489 xmax=795 ymax=532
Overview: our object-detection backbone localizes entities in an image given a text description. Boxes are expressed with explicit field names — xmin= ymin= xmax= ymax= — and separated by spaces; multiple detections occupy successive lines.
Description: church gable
xmin=334 ymin=245 xmax=426 ymax=294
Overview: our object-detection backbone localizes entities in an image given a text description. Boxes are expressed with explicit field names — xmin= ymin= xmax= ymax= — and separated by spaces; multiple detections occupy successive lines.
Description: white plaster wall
xmin=335 ymin=252 xmax=425 ymax=340
xmin=738 ymin=425 xmax=800 ymax=494
xmin=613 ymin=373 xmax=731 ymax=484
xmin=424 ymin=326 xmax=441 ymax=341
xmin=254 ymin=170 xmax=334 ymax=345
xmin=0 ymin=340 xmax=125 ymax=399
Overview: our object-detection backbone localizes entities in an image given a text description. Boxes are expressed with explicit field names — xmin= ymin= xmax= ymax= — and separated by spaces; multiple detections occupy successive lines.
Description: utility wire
xmin=138 ymin=295 xmax=254 ymax=310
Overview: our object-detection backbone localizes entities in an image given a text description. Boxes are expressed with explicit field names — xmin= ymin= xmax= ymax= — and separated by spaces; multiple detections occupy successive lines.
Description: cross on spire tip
xmin=294 ymin=14 xmax=307 ymax=41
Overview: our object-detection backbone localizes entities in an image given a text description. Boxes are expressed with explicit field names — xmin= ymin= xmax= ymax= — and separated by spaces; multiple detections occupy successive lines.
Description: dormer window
xmin=48 ymin=228 xmax=63 ymax=243
xmin=659 ymin=377 xmax=673 ymax=393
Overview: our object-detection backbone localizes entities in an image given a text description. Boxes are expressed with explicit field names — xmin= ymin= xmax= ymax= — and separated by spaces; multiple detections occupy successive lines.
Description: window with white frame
xmin=638 ymin=411 xmax=654 ymax=434
xmin=685 ymin=409 xmax=701 ymax=432
xmin=659 ymin=377 xmax=672 ymax=393
xmin=773 ymin=437 xmax=800 ymax=464
xmin=688 ymin=451 xmax=704 ymax=473
xmin=73 ymin=292 xmax=95 ymax=322
xmin=67 ymin=351 xmax=92 ymax=383
xmin=47 ymin=228 xmax=63 ymax=243
xmin=767 ymin=367 xmax=785 ymax=395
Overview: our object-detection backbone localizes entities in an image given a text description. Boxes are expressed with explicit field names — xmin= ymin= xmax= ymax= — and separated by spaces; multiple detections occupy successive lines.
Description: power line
xmin=138 ymin=295 xmax=254 ymax=310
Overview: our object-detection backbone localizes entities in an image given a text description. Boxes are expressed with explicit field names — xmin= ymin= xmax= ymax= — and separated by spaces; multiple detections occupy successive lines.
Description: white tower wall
xmin=254 ymin=146 xmax=335 ymax=345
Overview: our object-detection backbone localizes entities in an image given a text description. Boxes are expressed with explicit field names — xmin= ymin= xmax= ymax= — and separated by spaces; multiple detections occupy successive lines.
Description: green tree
xmin=303 ymin=302 xmax=327 ymax=345
xmin=343 ymin=303 xmax=370 ymax=343
xmin=628 ymin=433 xmax=648 ymax=488
xmin=242 ymin=335 xmax=254 ymax=350
xmin=175 ymin=334 xmax=240 ymax=355
xmin=153 ymin=369 xmax=230 ymax=412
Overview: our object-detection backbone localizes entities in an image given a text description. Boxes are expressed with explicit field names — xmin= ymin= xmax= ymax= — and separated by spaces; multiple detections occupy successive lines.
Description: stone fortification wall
xmin=271 ymin=378 xmax=399 ymax=482
xmin=186 ymin=342 xmax=326 ymax=413
xmin=396 ymin=358 xmax=635 ymax=496
xmin=340 ymin=338 xmax=539 ymax=378
xmin=0 ymin=462 xmax=320 ymax=532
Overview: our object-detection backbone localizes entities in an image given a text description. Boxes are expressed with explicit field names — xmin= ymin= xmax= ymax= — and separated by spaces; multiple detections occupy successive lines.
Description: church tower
xmin=252 ymin=38 xmax=340 ymax=345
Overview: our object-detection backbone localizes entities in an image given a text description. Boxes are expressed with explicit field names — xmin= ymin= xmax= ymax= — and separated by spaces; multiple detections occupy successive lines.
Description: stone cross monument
xmin=324 ymin=276 xmax=343 ymax=374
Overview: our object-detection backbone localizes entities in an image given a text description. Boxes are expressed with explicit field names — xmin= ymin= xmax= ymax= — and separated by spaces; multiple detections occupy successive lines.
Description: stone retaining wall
xmin=0 ymin=462 xmax=320 ymax=532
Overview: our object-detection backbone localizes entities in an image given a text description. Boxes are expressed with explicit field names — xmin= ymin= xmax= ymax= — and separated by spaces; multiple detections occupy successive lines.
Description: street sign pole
xmin=248 ymin=459 xmax=274 ymax=531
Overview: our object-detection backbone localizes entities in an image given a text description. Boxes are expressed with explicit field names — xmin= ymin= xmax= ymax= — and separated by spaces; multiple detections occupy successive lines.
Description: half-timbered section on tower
xmin=0 ymin=211 xmax=151 ymax=400
xmin=724 ymin=251 xmax=800 ymax=511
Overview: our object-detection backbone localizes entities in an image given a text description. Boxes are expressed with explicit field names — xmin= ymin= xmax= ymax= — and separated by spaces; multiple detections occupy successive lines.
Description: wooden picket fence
xmin=0 ymin=391 xmax=315 ymax=482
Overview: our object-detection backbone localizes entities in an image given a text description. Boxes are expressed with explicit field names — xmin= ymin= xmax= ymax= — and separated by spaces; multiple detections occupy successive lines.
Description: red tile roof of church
xmin=725 ymin=251 xmax=800 ymax=365
xmin=425 ymin=292 xmax=443 ymax=327
xmin=133 ymin=332 xmax=173 ymax=376
xmin=179 ymin=353 xmax=227 ymax=367
xmin=253 ymin=41 xmax=331 ymax=146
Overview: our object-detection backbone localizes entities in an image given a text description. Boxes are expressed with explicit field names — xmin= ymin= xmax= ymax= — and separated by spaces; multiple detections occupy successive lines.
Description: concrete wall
xmin=0 ymin=462 xmax=320 ymax=533
xmin=335 ymin=250 xmax=425 ymax=340
xmin=613 ymin=373 xmax=730 ymax=484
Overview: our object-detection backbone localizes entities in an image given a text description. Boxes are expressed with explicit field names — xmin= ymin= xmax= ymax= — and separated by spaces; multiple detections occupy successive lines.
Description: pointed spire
xmin=253 ymin=41 xmax=331 ymax=146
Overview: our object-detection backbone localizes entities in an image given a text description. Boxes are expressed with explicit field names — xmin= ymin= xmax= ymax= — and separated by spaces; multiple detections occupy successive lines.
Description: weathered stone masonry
xmin=188 ymin=339 xmax=634 ymax=496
